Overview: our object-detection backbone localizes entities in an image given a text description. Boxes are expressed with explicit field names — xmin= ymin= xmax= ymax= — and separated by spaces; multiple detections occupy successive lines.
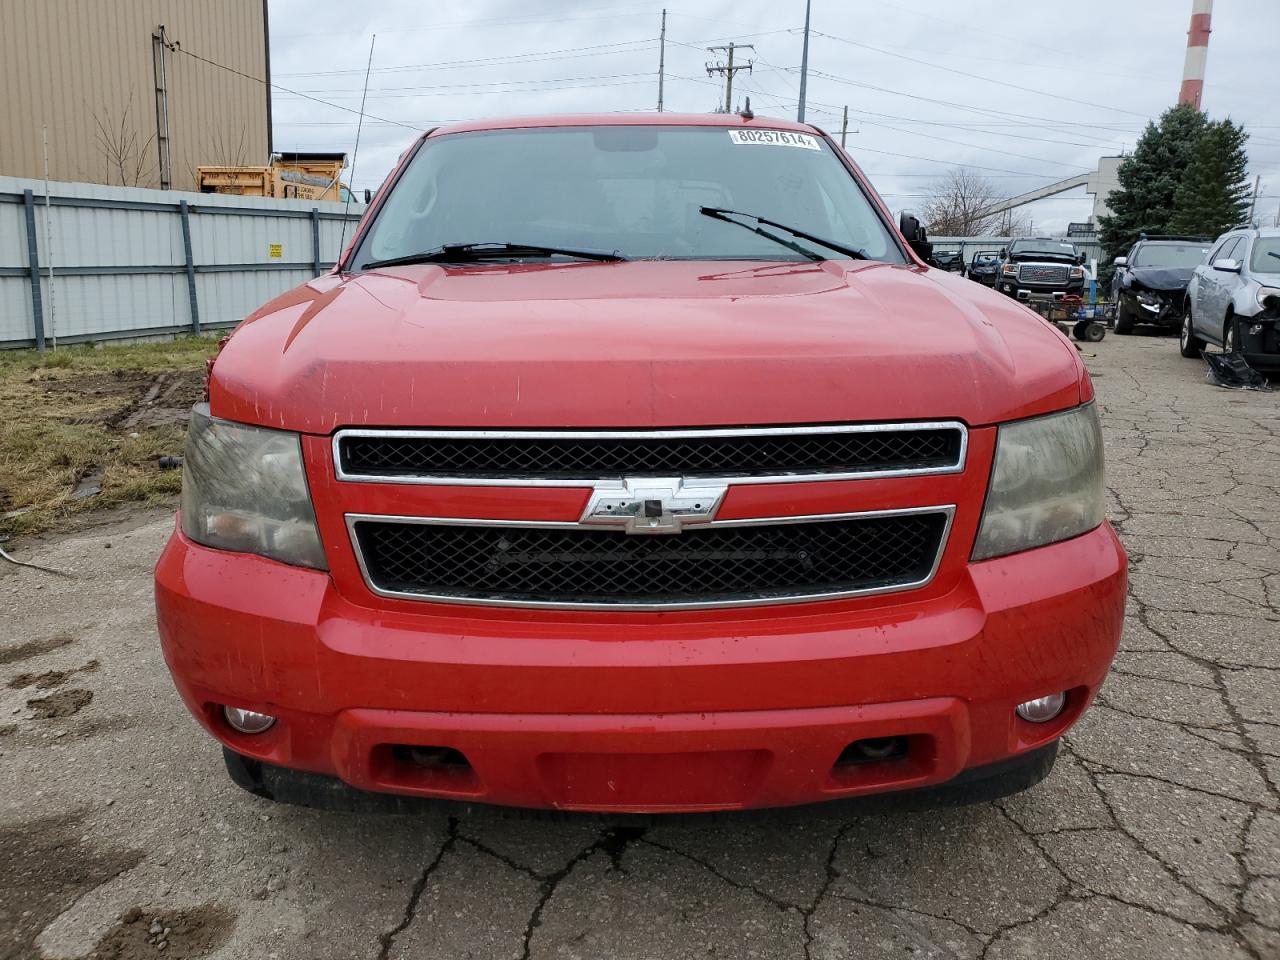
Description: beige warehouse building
xmin=0 ymin=0 xmax=271 ymax=192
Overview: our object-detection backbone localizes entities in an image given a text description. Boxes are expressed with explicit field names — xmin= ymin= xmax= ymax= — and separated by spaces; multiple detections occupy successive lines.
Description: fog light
xmin=223 ymin=705 xmax=275 ymax=734
xmin=1015 ymin=693 xmax=1066 ymax=723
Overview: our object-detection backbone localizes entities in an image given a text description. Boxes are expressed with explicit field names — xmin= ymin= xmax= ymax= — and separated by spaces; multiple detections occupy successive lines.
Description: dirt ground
xmin=0 ymin=338 xmax=217 ymax=539
xmin=0 ymin=330 xmax=1277 ymax=960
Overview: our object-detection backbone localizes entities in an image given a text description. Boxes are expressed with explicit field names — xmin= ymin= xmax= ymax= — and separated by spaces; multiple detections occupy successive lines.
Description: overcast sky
xmin=265 ymin=0 xmax=1280 ymax=233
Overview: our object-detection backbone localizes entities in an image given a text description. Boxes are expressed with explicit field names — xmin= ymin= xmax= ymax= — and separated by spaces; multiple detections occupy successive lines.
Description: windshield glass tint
xmin=1132 ymin=243 xmax=1210 ymax=268
xmin=1009 ymin=240 xmax=1078 ymax=258
xmin=354 ymin=126 xmax=904 ymax=266
xmin=1251 ymin=238 xmax=1280 ymax=274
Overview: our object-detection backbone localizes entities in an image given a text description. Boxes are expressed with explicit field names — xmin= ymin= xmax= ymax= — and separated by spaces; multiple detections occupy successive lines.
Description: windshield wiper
xmin=1268 ymin=250 xmax=1280 ymax=262
xmin=361 ymin=242 xmax=630 ymax=270
xmin=699 ymin=207 xmax=870 ymax=261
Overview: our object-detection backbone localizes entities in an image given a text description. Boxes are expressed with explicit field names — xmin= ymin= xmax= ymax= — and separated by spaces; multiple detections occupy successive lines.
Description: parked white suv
xmin=1181 ymin=227 xmax=1280 ymax=371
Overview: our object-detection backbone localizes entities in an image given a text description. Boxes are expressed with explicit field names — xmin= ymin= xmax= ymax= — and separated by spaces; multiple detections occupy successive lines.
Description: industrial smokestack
xmin=1178 ymin=0 xmax=1212 ymax=110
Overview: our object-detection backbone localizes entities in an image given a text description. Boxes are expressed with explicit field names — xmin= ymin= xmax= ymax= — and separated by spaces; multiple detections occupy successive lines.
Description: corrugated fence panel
xmin=196 ymin=269 xmax=315 ymax=328
xmin=0 ymin=279 xmax=33 ymax=342
xmin=0 ymin=176 xmax=365 ymax=348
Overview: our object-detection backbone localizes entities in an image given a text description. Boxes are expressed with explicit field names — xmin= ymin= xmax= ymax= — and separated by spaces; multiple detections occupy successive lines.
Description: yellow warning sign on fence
xmin=268 ymin=243 xmax=283 ymax=259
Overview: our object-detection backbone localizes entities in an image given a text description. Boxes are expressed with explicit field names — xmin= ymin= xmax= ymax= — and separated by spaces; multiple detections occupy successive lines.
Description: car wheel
xmin=1224 ymin=315 xmax=1237 ymax=355
xmin=1179 ymin=308 xmax=1204 ymax=358
xmin=1114 ymin=301 xmax=1135 ymax=335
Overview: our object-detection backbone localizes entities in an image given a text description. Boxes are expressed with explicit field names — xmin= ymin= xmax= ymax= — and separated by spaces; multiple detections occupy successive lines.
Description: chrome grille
xmin=1017 ymin=263 xmax=1070 ymax=284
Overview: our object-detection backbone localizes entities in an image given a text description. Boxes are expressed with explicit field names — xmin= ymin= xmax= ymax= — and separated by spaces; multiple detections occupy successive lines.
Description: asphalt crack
xmin=376 ymin=816 xmax=458 ymax=960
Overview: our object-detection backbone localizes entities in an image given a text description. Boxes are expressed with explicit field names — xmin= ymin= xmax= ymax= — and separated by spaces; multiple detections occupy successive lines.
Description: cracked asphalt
xmin=1 ymin=331 xmax=1278 ymax=960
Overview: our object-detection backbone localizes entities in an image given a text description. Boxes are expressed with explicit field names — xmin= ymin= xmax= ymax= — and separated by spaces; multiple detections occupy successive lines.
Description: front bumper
xmin=1126 ymin=290 xmax=1185 ymax=327
xmin=1238 ymin=315 xmax=1280 ymax=371
xmin=155 ymin=522 xmax=1127 ymax=813
xmin=997 ymin=277 xmax=1085 ymax=300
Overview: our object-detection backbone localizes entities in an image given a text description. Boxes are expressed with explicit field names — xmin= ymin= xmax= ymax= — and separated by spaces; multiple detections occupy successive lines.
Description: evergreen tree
xmin=1168 ymin=118 xmax=1252 ymax=238
xmin=1097 ymin=103 xmax=1207 ymax=270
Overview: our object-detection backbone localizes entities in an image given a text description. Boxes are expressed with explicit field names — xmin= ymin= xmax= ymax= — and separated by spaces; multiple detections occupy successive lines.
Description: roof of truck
xmin=428 ymin=112 xmax=823 ymax=138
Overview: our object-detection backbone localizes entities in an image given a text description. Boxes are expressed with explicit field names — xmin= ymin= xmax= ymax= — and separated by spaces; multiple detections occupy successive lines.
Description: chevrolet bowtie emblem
xmin=581 ymin=478 xmax=728 ymax=534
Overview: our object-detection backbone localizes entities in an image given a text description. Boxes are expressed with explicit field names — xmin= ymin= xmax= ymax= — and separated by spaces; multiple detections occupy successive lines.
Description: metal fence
xmin=0 ymin=176 xmax=366 ymax=350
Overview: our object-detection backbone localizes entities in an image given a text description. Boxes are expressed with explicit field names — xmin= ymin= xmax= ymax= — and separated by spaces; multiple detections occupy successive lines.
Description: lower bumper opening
xmin=373 ymin=743 xmax=481 ymax=794
xmin=830 ymin=733 xmax=937 ymax=790
xmin=835 ymin=735 xmax=910 ymax=766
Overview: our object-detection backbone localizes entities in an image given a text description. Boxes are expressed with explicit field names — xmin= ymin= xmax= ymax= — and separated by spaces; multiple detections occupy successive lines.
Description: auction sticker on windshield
xmin=728 ymin=129 xmax=821 ymax=150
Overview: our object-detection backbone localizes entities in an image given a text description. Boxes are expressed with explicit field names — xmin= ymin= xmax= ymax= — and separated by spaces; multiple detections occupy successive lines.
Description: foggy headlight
xmin=1069 ymin=266 xmax=1084 ymax=279
xmin=1258 ymin=286 xmax=1280 ymax=308
xmin=972 ymin=403 xmax=1105 ymax=561
xmin=1001 ymin=264 xmax=1018 ymax=275
xmin=180 ymin=404 xmax=327 ymax=569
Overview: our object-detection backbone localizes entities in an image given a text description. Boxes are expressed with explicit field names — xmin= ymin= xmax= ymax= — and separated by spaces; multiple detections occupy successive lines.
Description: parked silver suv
xmin=1181 ymin=227 xmax=1280 ymax=370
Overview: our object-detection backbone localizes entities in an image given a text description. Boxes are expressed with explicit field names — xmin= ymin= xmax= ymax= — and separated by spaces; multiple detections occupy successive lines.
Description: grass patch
xmin=0 ymin=337 xmax=219 ymax=538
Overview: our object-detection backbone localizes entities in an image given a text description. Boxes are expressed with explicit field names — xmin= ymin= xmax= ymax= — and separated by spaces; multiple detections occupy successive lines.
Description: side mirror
xmin=899 ymin=213 xmax=932 ymax=263
xmin=998 ymin=248 xmax=1007 ymax=258
xmin=1212 ymin=258 xmax=1242 ymax=273
xmin=1113 ymin=256 xmax=1127 ymax=267
xmin=363 ymin=188 xmax=373 ymax=204
xmin=1077 ymin=253 xmax=1087 ymax=265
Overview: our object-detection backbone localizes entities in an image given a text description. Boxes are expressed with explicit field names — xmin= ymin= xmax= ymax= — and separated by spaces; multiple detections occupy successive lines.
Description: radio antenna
xmin=338 ymin=34 xmax=375 ymax=270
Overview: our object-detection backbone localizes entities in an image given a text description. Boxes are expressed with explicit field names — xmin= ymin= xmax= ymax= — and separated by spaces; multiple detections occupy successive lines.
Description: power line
xmin=285 ymin=72 xmax=658 ymax=98
xmin=803 ymin=68 xmax=1128 ymax=145
xmin=844 ymin=144 xmax=1075 ymax=178
xmin=169 ymin=43 xmax=423 ymax=131
xmin=276 ymin=39 xmax=657 ymax=79
xmin=274 ymin=6 xmax=663 ymax=40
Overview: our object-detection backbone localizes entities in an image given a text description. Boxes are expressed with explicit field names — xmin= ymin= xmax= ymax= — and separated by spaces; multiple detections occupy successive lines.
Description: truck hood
xmin=1127 ymin=265 xmax=1196 ymax=292
xmin=210 ymin=259 xmax=1086 ymax=433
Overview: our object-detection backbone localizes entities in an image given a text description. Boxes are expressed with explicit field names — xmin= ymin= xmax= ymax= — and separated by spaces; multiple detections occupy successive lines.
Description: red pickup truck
xmin=155 ymin=114 xmax=1126 ymax=814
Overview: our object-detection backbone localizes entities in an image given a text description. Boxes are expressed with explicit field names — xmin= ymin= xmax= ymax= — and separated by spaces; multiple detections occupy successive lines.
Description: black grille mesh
xmin=354 ymin=513 xmax=947 ymax=606
xmin=339 ymin=428 xmax=962 ymax=480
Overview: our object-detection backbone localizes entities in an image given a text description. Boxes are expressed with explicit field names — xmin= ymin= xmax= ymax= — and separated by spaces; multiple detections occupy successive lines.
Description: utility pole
xmin=657 ymin=9 xmax=666 ymax=112
xmin=797 ymin=0 xmax=812 ymax=122
xmin=152 ymin=25 xmax=172 ymax=190
xmin=706 ymin=43 xmax=753 ymax=113
xmin=1248 ymin=174 xmax=1260 ymax=225
xmin=840 ymin=105 xmax=848 ymax=148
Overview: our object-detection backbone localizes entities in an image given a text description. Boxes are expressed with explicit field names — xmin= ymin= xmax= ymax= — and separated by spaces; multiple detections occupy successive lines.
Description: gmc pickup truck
xmin=156 ymin=114 xmax=1126 ymax=814
xmin=995 ymin=238 xmax=1087 ymax=302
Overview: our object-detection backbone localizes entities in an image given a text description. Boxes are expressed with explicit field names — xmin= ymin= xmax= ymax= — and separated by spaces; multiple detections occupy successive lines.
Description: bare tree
xmin=91 ymin=89 xmax=157 ymax=187
xmin=923 ymin=168 xmax=1029 ymax=237
xmin=185 ymin=121 xmax=256 ymax=191
xmin=208 ymin=122 xmax=250 ymax=167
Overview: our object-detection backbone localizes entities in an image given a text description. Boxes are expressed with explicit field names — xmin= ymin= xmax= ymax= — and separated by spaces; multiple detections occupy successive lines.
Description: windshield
xmin=351 ymin=125 xmax=905 ymax=268
xmin=1251 ymin=237 xmax=1280 ymax=275
xmin=1009 ymin=240 xmax=1078 ymax=259
xmin=974 ymin=254 xmax=997 ymax=264
xmin=1132 ymin=243 xmax=1210 ymax=268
